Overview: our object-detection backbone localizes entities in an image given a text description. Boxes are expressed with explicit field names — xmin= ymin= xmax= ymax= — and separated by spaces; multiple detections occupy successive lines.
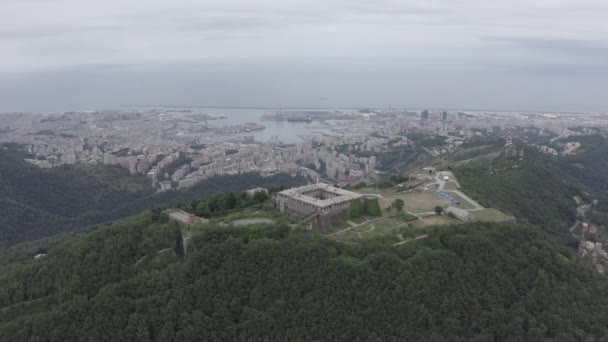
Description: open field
xmin=443 ymin=181 xmax=459 ymax=190
xmin=473 ymin=208 xmax=510 ymax=222
xmin=332 ymin=218 xmax=404 ymax=243
xmin=411 ymin=215 xmax=460 ymax=228
xmin=397 ymin=192 xmax=451 ymax=213
xmin=354 ymin=187 xmax=477 ymax=214
xmin=329 ymin=214 xmax=463 ymax=243
xmin=363 ymin=191 xmax=452 ymax=215
xmin=356 ymin=187 xmax=406 ymax=197
xmin=368 ymin=218 xmax=403 ymax=234
xmin=325 ymin=220 xmax=352 ymax=234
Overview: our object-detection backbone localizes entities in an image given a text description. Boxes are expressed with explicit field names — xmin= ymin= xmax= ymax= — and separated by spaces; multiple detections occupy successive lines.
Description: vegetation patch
xmin=395 ymin=213 xmax=418 ymax=222
xmin=474 ymin=208 xmax=509 ymax=222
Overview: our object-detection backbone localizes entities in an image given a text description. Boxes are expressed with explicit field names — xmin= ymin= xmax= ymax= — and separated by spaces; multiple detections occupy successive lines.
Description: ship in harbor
xmin=287 ymin=117 xmax=312 ymax=123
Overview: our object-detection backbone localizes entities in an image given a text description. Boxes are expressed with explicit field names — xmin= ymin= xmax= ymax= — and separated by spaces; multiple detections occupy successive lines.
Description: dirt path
xmin=393 ymin=234 xmax=429 ymax=246
xmin=229 ymin=218 xmax=275 ymax=226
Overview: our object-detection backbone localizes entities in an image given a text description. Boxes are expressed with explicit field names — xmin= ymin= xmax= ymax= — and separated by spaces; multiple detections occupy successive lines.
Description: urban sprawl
xmin=0 ymin=109 xmax=603 ymax=191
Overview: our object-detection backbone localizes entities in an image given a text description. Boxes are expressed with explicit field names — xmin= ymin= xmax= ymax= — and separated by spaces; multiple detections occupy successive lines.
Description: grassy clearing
xmin=372 ymin=218 xmax=404 ymax=235
xmin=443 ymin=181 xmax=459 ymax=190
xmin=348 ymin=186 xmax=465 ymax=214
xmin=395 ymin=213 xmax=419 ymax=222
xmin=325 ymin=220 xmax=352 ymax=234
xmin=356 ymin=187 xmax=403 ymax=197
xmin=473 ymin=208 xmax=509 ymax=222
xmin=398 ymin=225 xmax=432 ymax=239
xmin=411 ymin=215 xmax=460 ymax=228
xmin=328 ymin=214 xmax=462 ymax=243
xmin=330 ymin=218 xmax=403 ymax=242
xmin=398 ymin=192 xmax=451 ymax=213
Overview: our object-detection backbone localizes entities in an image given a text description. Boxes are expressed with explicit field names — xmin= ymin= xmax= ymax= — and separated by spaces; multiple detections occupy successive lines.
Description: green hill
xmin=549 ymin=135 xmax=608 ymax=192
xmin=453 ymin=147 xmax=583 ymax=240
xmin=0 ymin=144 xmax=306 ymax=247
xmin=0 ymin=144 xmax=156 ymax=246
xmin=452 ymin=135 xmax=608 ymax=240
xmin=1 ymin=210 xmax=607 ymax=340
xmin=544 ymin=135 xmax=608 ymax=227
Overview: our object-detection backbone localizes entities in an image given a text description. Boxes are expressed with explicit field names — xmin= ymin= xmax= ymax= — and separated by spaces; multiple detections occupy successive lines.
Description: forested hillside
xmin=0 ymin=147 xmax=154 ymax=217
xmin=0 ymin=144 xmax=155 ymax=246
xmin=1 ymin=211 xmax=607 ymax=340
xmin=0 ymin=144 xmax=306 ymax=246
xmin=453 ymin=135 xmax=608 ymax=241
xmin=546 ymin=134 xmax=608 ymax=230
xmin=453 ymin=149 xmax=582 ymax=240
xmin=548 ymin=134 xmax=608 ymax=192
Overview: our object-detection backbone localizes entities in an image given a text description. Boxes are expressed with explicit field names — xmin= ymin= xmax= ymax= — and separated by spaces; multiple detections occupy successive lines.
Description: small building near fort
xmin=445 ymin=206 xmax=474 ymax=222
xmin=276 ymin=183 xmax=364 ymax=232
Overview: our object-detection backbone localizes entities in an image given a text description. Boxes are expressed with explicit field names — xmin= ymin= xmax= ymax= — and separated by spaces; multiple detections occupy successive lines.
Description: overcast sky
xmin=1 ymin=0 xmax=607 ymax=112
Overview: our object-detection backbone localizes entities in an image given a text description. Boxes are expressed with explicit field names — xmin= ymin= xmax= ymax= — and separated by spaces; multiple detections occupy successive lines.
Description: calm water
xmin=188 ymin=107 xmax=333 ymax=143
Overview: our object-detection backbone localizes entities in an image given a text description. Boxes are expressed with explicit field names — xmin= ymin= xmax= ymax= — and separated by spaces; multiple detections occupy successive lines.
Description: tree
xmin=195 ymin=202 xmax=211 ymax=217
xmin=173 ymin=225 xmax=185 ymax=260
xmin=125 ymin=313 xmax=151 ymax=341
xmin=434 ymin=206 xmax=443 ymax=215
xmin=226 ymin=192 xmax=238 ymax=210
xmin=252 ymin=190 xmax=269 ymax=203
xmin=392 ymin=198 xmax=404 ymax=212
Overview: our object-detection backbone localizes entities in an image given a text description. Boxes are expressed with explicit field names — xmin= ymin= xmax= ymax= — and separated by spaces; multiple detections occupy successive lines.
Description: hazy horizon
xmin=2 ymin=0 xmax=607 ymax=112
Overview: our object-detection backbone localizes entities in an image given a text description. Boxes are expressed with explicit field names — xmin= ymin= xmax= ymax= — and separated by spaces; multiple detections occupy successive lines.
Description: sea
xmin=166 ymin=107 xmax=334 ymax=144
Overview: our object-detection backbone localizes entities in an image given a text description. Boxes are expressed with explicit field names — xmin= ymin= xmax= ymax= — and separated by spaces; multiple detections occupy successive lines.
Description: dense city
xmin=1 ymin=108 xmax=604 ymax=191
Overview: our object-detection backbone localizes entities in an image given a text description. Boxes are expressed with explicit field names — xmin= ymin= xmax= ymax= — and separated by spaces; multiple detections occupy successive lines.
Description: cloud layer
xmin=1 ymin=0 xmax=607 ymax=111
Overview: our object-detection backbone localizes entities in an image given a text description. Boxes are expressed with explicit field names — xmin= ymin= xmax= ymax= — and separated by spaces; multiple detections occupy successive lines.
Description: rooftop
xmin=278 ymin=183 xmax=363 ymax=208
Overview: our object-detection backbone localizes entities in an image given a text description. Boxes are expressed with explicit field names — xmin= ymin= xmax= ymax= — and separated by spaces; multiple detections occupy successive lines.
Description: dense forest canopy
xmin=454 ymin=156 xmax=580 ymax=240
xmin=1 ymin=210 xmax=607 ymax=340
xmin=549 ymin=135 xmax=608 ymax=192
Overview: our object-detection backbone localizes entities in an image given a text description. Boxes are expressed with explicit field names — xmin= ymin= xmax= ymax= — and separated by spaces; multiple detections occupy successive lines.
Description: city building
xmin=420 ymin=110 xmax=430 ymax=125
xmin=159 ymin=181 xmax=172 ymax=192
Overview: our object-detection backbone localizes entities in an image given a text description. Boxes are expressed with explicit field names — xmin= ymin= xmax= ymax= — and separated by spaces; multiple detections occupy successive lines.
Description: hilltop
xmin=1 ymin=204 xmax=608 ymax=340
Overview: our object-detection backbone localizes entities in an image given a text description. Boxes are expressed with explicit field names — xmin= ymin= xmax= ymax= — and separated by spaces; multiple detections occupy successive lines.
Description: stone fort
xmin=276 ymin=183 xmax=364 ymax=232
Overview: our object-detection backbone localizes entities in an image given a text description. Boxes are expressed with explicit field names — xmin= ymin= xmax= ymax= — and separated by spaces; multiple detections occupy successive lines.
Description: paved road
xmin=569 ymin=220 xmax=581 ymax=240
xmin=570 ymin=220 xmax=580 ymax=233
xmin=433 ymin=172 xmax=484 ymax=211
xmin=445 ymin=190 xmax=484 ymax=211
